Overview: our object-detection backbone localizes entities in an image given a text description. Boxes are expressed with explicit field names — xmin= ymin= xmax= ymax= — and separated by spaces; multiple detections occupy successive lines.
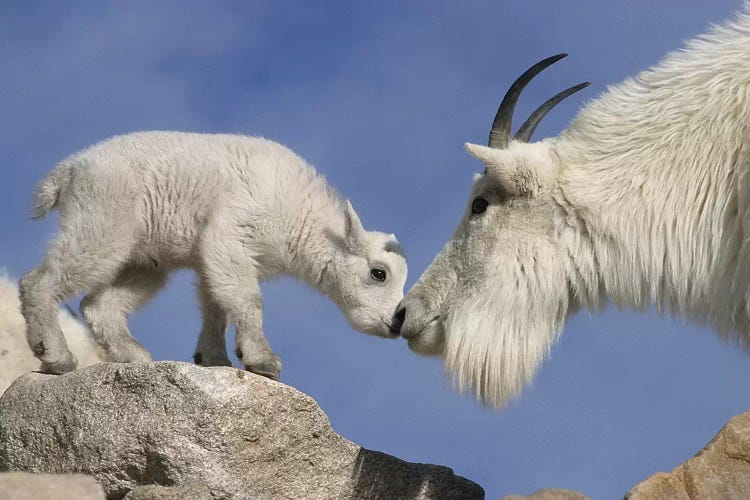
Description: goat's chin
xmin=406 ymin=321 xmax=445 ymax=357
xmin=442 ymin=284 xmax=567 ymax=409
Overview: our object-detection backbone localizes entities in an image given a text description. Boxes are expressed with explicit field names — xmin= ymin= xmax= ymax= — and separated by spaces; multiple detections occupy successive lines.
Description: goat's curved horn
xmin=513 ymin=81 xmax=590 ymax=143
xmin=488 ymin=53 xmax=568 ymax=149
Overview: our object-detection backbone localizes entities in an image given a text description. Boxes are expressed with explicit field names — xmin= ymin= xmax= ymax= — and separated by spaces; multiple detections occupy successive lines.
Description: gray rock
xmin=0 ymin=361 xmax=484 ymax=500
xmin=0 ymin=471 xmax=105 ymax=500
xmin=122 ymin=482 xmax=214 ymax=500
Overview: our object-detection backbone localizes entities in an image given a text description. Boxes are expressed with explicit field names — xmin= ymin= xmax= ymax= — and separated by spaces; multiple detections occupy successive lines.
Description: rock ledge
xmin=0 ymin=361 xmax=483 ymax=500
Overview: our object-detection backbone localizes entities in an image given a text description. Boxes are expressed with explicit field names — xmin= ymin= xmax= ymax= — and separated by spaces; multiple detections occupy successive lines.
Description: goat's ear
xmin=344 ymin=200 xmax=366 ymax=248
xmin=464 ymin=142 xmax=559 ymax=196
xmin=465 ymin=143 xmax=532 ymax=196
xmin=465 ymin=143 xmax=505 ymax=167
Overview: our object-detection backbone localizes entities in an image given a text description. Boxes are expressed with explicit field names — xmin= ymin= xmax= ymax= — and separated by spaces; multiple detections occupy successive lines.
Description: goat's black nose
xmin=392 ymin=306 xmax=406 ymax=334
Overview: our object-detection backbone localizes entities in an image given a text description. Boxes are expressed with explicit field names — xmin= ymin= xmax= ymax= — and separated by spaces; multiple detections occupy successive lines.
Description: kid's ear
xmin=344 ymin=200 xmax=366 ymax=249
xmin=384 ymin=234 xmax=404 ymax=256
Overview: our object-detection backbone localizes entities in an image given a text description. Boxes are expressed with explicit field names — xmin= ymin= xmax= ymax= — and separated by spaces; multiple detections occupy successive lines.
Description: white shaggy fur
xmin=399 ymin=5 xmax=750 ymax=407
xmin=20 ymin=132 xmax=407 ymax=379
xmin=0 ymin=274 xmax=102 ymax=394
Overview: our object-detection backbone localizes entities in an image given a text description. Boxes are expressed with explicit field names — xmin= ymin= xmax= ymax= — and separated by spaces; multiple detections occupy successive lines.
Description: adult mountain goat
xmin=396 ymin=5 xmax=750 ymax=407
xmin=21 ymin=132 xmax=407 ymax=380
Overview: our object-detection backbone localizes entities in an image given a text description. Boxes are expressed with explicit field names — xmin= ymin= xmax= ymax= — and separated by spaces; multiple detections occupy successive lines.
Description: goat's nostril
xmin=393 ymin=306 xmax=406 ymax=332
xmin=396 ymin=307 xmax=406 ymax=322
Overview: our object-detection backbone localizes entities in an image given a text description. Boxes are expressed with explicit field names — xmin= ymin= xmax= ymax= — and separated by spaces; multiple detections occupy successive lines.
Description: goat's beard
xmin=442 ymin=259 xmax=570 ymax=408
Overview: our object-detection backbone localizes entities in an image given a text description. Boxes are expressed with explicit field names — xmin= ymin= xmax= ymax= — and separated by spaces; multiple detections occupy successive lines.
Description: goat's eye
xmin=370 ymin=268 xmax=387 ymax=282
xmin=471 ymin=197 xmax=488 ymax=215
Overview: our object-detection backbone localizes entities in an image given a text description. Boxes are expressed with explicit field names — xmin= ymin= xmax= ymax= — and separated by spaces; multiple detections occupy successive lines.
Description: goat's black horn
xmin=514 ymin=81 xmax=590 ymax=143
xmin=488 ymin=53 xmax=568 ymax=149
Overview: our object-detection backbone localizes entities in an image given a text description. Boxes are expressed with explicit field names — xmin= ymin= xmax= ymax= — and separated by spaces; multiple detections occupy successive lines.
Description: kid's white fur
xmin=21 ymin=133 xmax=407 ymax=379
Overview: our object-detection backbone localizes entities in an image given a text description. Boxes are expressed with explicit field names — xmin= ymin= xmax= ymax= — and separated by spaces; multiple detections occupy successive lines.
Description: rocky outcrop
xmin=122 ymin=482 xmax=214 ymax=500
xmin=502 ymin=489 xmax=590 ymax=500
xmin=3 ymin=343 xmax=748 ymax=499
xmin=626 ymin=409 xmax=750 ymax=499
xmin=0 ymin=361 xmax=483 ymax=500
xmin=501 ymin=408 xmax=750 ymax=500
xmin=0 ymin=471 xmax=105 ymax=500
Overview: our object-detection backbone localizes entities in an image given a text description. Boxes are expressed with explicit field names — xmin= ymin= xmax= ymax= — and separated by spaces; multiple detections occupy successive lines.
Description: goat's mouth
xmin=383 ymin=321 xmax=401 ymax=338
xmin=400 ymin=314 xmax=441 ymax=340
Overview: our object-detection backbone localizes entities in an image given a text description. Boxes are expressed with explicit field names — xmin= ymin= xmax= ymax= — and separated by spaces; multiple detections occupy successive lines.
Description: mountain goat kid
xmin=397 ymin=5 xmax=750 ymax=407
xmin=21 ymin=132 xmax=407 ymax=380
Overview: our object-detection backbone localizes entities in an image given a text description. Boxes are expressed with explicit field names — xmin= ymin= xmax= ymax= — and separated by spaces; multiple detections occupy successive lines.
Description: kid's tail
xmin=30 ymin=161 xmax=74 ymax=219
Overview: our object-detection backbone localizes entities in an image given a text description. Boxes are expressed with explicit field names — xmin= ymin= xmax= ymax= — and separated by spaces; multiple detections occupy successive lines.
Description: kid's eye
xmin=370 ymin=268 xmax=387 ymax=282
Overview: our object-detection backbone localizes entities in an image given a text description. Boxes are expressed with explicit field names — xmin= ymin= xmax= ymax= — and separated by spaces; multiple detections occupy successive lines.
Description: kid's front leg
xmin=201 ymin=226 xmax=282 ymax=381
xmin=233 ymin=293 xmax=282 ymax=381
xmin=193 ymin=278 xmax=231 ymax=367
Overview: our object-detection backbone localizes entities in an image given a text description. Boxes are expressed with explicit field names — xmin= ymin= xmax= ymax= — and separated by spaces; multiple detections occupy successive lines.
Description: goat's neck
xmin=553 ymin=130 xmax=749 ymax=333
xmin=285 ymin=206 xmax=345 ymax=306
xmin=550 ymin=9 xmax=750 ymax=333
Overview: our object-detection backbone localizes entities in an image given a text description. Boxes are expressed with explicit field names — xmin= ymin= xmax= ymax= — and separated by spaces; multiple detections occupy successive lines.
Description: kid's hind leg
xmin=18 ymin=267 xmax=76 ymax=373
xmin=19 ymin=232 xmax=135 ymax=374
xmin=81 ymin=266 xmax=167 ymax=363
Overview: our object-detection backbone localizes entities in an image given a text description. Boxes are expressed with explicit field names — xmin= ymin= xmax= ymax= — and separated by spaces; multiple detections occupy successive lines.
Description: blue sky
xmin=1 ymin=1 xmax=748 ymax=498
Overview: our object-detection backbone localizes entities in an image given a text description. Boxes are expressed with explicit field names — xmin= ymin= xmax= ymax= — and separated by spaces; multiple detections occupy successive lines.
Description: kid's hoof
xmin=195 ymin=352 xmax=232 ymax=367
xmin=244 ymin=361 xmax=281 ymax=382
xmin=41 ymin=352 xmax=78 ymax=374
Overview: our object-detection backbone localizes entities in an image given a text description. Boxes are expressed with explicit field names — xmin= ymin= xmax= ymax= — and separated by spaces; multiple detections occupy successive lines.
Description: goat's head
xmin=335 ymin=201 xmax=408 ymax=338
xmin=397 ymin=54 xmax=589 ymax=407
